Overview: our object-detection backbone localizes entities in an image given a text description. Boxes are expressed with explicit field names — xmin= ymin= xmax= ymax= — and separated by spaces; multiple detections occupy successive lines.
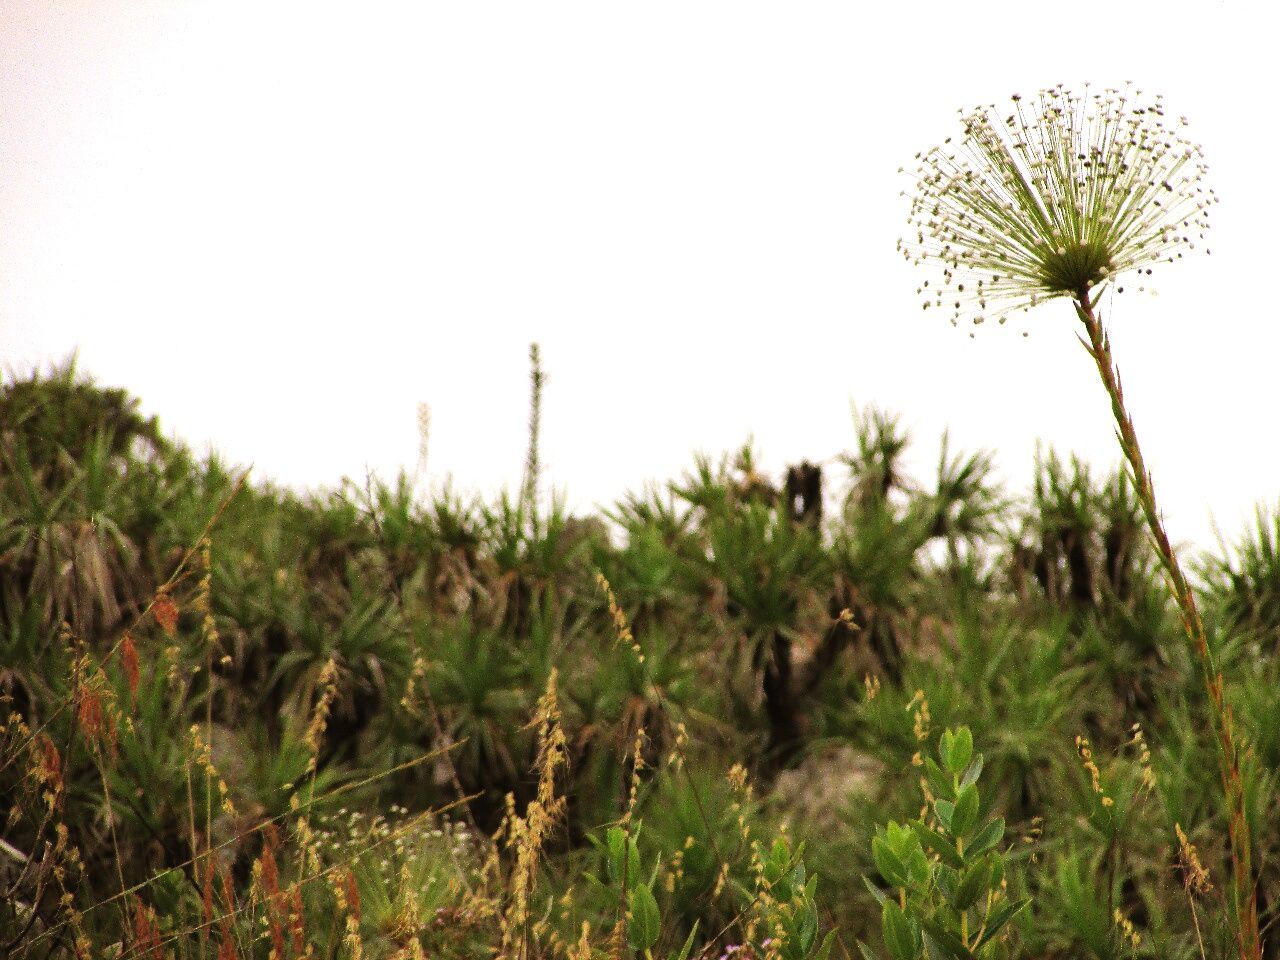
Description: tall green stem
xmin=1074 ymin=288 xmax=1259 ymax=960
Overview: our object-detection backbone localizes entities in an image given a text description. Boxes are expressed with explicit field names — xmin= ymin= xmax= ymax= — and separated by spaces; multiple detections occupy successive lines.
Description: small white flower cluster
xmin=898 ymin=83 xmax=1216 ymax=328
xmin=313 ymin=805 xmax=480 ymax=886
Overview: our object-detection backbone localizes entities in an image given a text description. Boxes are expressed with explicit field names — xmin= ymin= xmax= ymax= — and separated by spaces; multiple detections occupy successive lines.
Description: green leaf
xmin=884 ymin=821 xmax=917 ymax=857
xmin=904 ymin=845 xmax=932 ymax=887
xmin=606 ymin=826 xmax=642 ymax=889
xmin=766 ymin=837 xmax=791 ymax=887
xmin=793 ymin=901 xmax=818 ymax=955
xmin=862 ymin=876 xmax=889 ymax=906
xmin=911 ymin=822 xmax=964 ymax=870
xmin=966 ymin=818 xmax=1004 ymax=859
xmin=939 ymin=729 xmax=957 ymax=769
xmin=933 ymin=800 xmax=955 ymax=832
xmin=924 ymin=758 xmax=954 ymax=802
xmin=940 ymin=728 xmax=973 ymax=775
xmin=918 ymin=917 xmax=974 ymax=960
xmin=950 ymin=784 xmax=979 ymax=839
xmin=974 ymin=898 xmax=1029 ymax=948
xmin=935 ymin=867 xmax=956 ymax=903
xmin=857 ymin=941 xmax=880 ymax=960
xmin=789 ymin=859 xmax=807 ymax=892
xmin=922 ymin=934 xmax=949 ymax=960
xmin=958 ymin=755 xmax=984 ymax=790
xmin=671 ymin=921 xmax=700 ymax=960
xmin=951 ymin=858 xmax=990 ymax=911
xmin=988 ymin=854 xmax=1004 ymax=891
xmin=606 ymin=827 xmax=626 ymax=883
xmin=627 ymin=884 xmax=661 ymax=951
xmin=813 ymin=930 xmax=836 ymax=960
xmin=882 ymin=899 xmax=918 ymax=960
xmin=873 ymin=836 xmax=910 ymax=889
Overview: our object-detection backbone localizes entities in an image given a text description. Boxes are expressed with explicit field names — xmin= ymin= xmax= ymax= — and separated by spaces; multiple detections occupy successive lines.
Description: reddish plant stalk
xmin=1074 ymin=288 xmax=1259 ymax=960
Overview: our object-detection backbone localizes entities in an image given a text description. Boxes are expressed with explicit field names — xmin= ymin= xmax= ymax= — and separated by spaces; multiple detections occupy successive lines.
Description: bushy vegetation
xmin=2 ymin=358 xmax=1277 ymax=960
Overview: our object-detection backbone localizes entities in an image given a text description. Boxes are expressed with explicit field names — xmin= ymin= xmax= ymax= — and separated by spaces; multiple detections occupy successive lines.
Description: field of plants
xmin=2 ymin=353 xmax=1278 ymax=960
xmin=3 ymin=86 xmax=1275 ymax=960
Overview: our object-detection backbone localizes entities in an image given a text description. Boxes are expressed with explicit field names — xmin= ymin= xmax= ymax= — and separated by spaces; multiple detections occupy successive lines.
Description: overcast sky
xmin=1 ymin=1 xmax=1273 ymax=552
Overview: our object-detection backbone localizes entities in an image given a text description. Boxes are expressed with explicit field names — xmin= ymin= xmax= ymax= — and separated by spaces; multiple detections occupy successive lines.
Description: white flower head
xmin=898 ymin=83 xmax=1216 ymax=327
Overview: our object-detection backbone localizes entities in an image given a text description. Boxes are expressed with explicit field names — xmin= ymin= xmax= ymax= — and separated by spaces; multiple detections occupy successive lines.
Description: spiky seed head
xmin=899 ymin=83 xmax=1216 ymax=328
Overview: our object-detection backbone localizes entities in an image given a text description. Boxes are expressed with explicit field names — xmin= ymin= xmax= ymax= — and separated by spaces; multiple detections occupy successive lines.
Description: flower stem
xmin=1074 ymin=288 xmax=1260 ymax=960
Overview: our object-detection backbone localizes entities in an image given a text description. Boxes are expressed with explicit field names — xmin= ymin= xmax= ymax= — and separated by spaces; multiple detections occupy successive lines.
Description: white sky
xmin=1 ymin=1 xmax=1274 ymax=552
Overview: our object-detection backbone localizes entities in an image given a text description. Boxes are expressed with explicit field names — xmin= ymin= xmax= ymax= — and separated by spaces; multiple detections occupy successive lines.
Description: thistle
xmin=903 ymin=87 xmax=1259 ymax=960
xmin=899 ymin=83 xmax=1215 ymax=327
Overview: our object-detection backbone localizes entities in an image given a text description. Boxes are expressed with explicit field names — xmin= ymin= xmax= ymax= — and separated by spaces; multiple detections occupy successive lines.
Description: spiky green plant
xmin=901 ymin=84 xmax=1257 ymax=959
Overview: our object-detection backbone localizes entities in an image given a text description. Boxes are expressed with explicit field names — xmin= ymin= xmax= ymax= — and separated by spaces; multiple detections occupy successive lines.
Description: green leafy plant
xmin=861 ymin=727 xmax=1027 ymax=960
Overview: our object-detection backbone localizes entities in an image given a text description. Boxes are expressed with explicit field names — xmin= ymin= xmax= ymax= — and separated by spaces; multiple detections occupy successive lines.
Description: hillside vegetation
xmin=2 ymin=361 xmax=1278 ymax=960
